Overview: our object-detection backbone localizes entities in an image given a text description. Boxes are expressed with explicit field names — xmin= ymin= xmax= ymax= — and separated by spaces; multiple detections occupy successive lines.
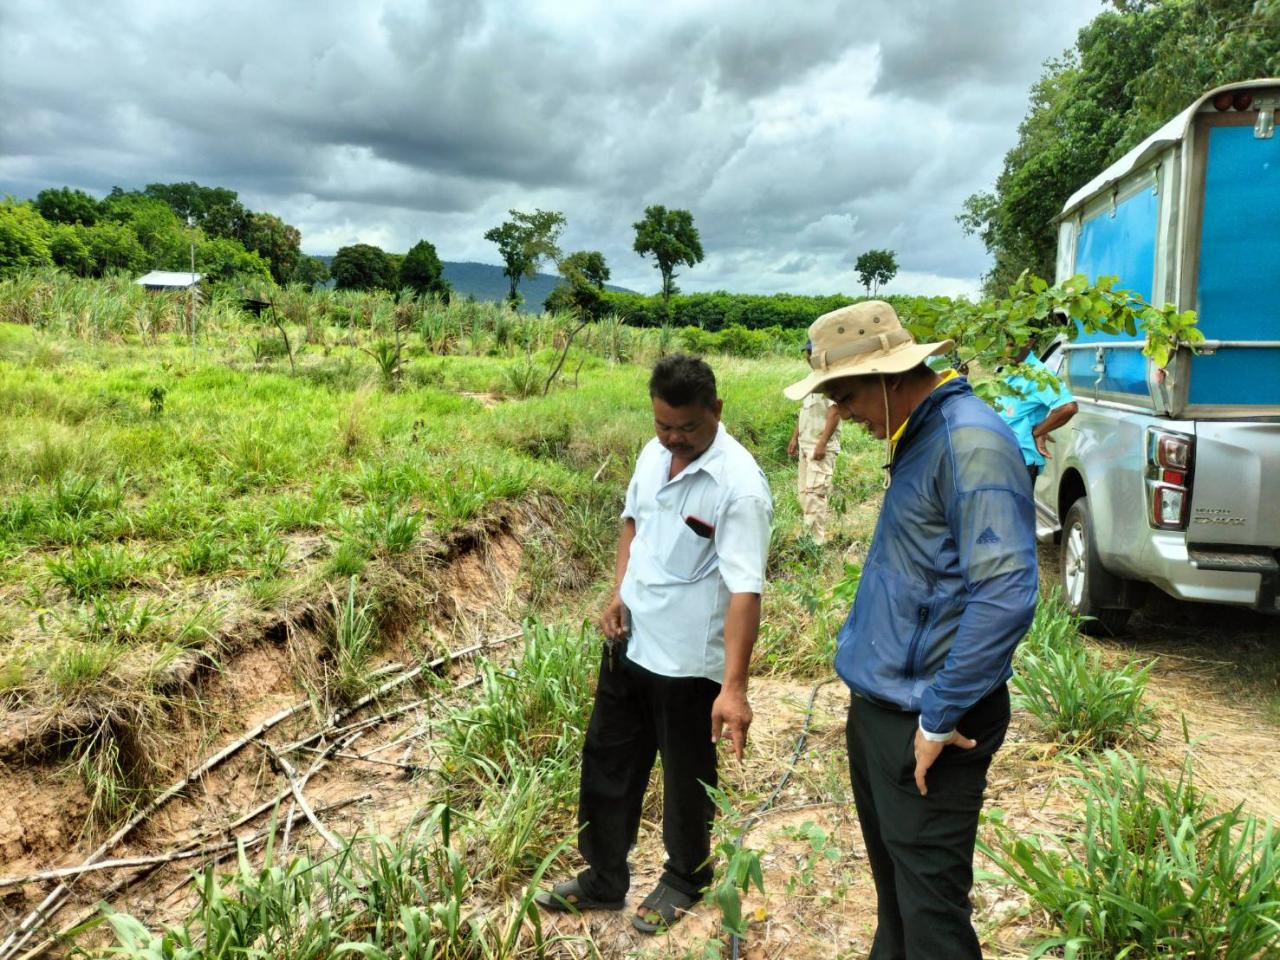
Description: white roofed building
xmin=134 ymin=270 xmax=203 ymax=291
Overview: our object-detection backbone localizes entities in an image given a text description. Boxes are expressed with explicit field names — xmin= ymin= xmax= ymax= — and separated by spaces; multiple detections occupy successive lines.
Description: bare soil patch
xmin=0 ymin=519 xmax=530 ymax=956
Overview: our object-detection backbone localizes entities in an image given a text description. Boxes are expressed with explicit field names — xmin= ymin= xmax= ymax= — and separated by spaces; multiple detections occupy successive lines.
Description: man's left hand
xmin=812 ymin=441 xmax=827 ymax=461
xmin=913 ymin=728 xmax=976 ymax=796
xmin=711 ymin=689 xmax=753 ymax=761
xmin=1034 ymin=432 xmax=1053 ymax=459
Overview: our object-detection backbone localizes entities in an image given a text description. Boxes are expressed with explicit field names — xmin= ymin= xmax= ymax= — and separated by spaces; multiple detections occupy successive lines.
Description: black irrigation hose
xmin=728 ymin=677 xmax=838 ymax=960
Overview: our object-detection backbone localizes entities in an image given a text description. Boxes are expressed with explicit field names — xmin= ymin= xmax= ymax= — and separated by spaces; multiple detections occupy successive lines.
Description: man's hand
xmin=913 ymin=727 xmax=976 ymax=796
xmin=787 ymin=433 xmax=799 ymax=459
xmin=711 ymin=689 xmax=753 ymax=761
xmin=600 ymin=593 xmax=626 ymax=641
xmin=1034 ymin=432 xmax=1054 ymax=459
xmin=812 ymin=440 xmax=827 ymax=461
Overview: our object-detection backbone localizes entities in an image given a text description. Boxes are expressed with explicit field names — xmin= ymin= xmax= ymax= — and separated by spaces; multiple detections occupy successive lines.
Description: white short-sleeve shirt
xmin=619 ymin=424 xmax=773 ymax=683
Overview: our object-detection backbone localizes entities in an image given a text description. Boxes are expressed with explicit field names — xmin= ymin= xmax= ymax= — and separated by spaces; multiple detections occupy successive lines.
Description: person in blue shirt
xmin=997 ymin=340 xmax=1078 ymax=487
xmin=785 ymin=302 xmax=1038 ymax=960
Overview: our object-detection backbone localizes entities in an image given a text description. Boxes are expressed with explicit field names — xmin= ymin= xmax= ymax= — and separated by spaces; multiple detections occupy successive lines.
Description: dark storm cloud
xmin=0 ymin=0 xmax=1101 ymax=296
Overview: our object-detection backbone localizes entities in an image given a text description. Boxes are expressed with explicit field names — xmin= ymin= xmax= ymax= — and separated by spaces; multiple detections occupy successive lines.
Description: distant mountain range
xmin=310 ymin=257 xmax=633 ymax=311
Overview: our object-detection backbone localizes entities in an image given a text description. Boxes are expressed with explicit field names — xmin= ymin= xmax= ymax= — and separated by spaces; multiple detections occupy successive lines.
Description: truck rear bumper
xmin=1143 ymin=532 xmax=1280 ymax=612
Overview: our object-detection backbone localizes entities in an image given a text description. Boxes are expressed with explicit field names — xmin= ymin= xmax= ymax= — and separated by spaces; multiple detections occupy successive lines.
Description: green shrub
xmin=981 ymin=750 xmax=1280 ymax=959
xmin=1012 ymin=597 xmax=1158 ymax=750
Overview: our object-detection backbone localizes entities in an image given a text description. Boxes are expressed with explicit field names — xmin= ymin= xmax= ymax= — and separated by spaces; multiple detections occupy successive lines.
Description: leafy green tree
xmin=960 ymin=0 xmax=1279 ymax=294
xmin=855 ymin=249 xmax=898 ymax=296
xmin=81 ymin=221 xmax=146 ymax=275
xmin=560 ymin=250 xmax=610 ymax=289
xmin=292 ymin=255 xmax=330 ymax=288
xmin=143 ymin=182 xmax=249 ymax=240
xmin=399 ymin=239 xmax=450 ymax=300
xmin=197 ymin=237 xmax=272 ymax=283
xmin=0 ymin=199 xmax=53 ymax=278
xmin=98 ymin=191 xmax=190 ymax=267
xmin=35 ymin=187 xmax=100 ymax=225
xmin=242 ymin=211 xmax=301 ymax=284
xmin=49 ymin=224 xmax=93 ymax=275
xmin=633 ymin=205 xmax=703 ymax=306
xmin=483 ymin=208 xmax=566 ymax=305
xmin=331 ymin=243 xmax=397 ymax=291
xmin=544 ymin=252 xmax=609 ymax=318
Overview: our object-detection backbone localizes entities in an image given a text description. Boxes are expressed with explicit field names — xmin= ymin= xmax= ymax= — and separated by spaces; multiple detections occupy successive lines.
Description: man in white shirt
xmin=536 ymin=354 xmax=773 ymax=934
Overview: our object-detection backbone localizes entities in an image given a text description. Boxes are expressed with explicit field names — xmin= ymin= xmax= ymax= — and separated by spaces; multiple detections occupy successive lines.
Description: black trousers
xmin=575 ymin=645 xmax=721 ymax=902
xmin=846 ymin=685 xmax=1010 ymax=960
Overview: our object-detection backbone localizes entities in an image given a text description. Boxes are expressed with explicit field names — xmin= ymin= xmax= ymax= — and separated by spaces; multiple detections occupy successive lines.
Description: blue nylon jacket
xmin=835 ymin=375 xmax=1038 ymax=734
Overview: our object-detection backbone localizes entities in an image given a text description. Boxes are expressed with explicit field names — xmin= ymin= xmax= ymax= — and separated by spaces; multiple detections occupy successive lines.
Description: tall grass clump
xmin=46 ymin=543 xmax=145 ymax=599
xmin=980 ymin=750 xmax=1280 ymax=959
xmin=328 ymin=577 xmax=378 ymax=702
xmin=433 ymin=620 xmax=595 ymax=887
xmin=438 ymin=620 xmax=594 ymax=781
xmin=1012 ymin=595 xmax=1158 ymax=750
xmin=755 ymin=560 xmax=857 ymax=678
xmin=98 ymin=807 xmax=567 ymax=959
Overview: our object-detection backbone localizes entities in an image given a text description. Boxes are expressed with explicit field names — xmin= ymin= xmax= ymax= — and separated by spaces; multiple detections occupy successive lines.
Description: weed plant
xmin=329 ymin=577 xmax=378 ymax=703
xmin=46 ymin=544 xmax=145 ymax=599
xmin=980 ymin=750 xmax=1280 ymax=959
xmin=437 ymin=620 xmax=594 ymax=785
xmin=432 ymin=621 xmax=595 ymax=888
xmin=98 ymin=807 xmax=568 ymax=959
xmin=1013 ymin=596 xmax=1158 ymax=750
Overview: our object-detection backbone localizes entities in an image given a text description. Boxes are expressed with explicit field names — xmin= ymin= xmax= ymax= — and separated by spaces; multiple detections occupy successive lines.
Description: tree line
xmin=3 ymin=184 xmax=901 ymax=318
xmin=0 ymin=183 xmax=329 ymax=286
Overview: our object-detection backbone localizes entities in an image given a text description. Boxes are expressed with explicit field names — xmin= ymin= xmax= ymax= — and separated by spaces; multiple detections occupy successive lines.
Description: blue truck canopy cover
xmin=1059 ymin=81 xmax=1280 ymax=409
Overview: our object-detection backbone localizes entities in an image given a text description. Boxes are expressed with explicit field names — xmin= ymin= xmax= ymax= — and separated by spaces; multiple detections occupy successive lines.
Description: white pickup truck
xmin=1036 ymin=80 xmax=1280 ymax=634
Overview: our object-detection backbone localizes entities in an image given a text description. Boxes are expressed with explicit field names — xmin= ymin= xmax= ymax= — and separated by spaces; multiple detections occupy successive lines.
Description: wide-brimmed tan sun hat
xmin=783 ymin=301 xmax=953 ymax=401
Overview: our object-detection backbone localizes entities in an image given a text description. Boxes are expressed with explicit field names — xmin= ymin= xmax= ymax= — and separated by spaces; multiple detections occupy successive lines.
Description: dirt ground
xmin=2 ymin=541 xmax=1277 ymax=959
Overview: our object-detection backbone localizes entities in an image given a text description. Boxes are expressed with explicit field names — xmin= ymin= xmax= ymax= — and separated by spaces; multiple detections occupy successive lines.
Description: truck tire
xmin=1061 ymin=497 xmax=1133 ymax=636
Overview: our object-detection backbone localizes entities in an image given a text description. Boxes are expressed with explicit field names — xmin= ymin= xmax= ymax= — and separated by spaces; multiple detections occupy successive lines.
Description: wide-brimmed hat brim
xmin=783 ymin=338 xmax=954 ymax=401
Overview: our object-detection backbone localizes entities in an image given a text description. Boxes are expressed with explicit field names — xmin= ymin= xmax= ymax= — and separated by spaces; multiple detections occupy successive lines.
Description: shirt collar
xmin=661 ymin=424 xmax=728 ymax=485
xmin=889 ymin=368 xmax=959 ymax=455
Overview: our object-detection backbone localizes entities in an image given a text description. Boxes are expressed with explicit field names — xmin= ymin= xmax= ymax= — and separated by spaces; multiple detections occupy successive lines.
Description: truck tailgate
xmin=1189 ymin=422 xmax=1280 ymax=548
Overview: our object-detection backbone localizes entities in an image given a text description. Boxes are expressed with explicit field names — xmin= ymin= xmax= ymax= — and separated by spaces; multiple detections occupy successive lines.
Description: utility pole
xmin=187 ymin=215 xmax=197 ymax=360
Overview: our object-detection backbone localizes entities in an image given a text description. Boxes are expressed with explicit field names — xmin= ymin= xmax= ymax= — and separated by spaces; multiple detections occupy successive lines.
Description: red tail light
xmin=1213 ymin=92 xmax=1235 ymax=111
xmin=1146 ymin=430 xmax=1195 ymax=531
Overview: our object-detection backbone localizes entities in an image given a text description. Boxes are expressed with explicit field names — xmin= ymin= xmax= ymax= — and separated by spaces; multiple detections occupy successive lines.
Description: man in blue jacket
xmin=785 ymin=301 xmax=1038 ymax=960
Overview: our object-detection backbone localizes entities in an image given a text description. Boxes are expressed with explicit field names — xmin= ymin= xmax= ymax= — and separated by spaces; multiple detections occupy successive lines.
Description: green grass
xmin=99 ymin=807 xmax=569 ymax=960
xmin=1013 ymin=596 xmax=1159 ymax=750
xmin=46 ymin=544 xmax=147 ymax=599
xmin=981 ymin=750 xmax=1280 ymax=959
xmin=0 ymin=291 xmax=804 ymax=832
xmin=329 ymin=576 xmax=378 ymax=703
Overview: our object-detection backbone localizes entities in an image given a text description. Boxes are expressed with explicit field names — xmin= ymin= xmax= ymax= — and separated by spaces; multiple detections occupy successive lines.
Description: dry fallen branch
xmin=0 ymin=692 xmax=322 ymax=960
xmin=281 ymin=730 xmax=365 ymax=860
xmin=262 ymin=744 xmax=343 ymax=852
xmin=0 ymin=786 xmax=365 ymax=891
xmin=7 ymin=794 xmax=371 ymax=960
xmin=0 ymin=632 xmax=517 ymax=960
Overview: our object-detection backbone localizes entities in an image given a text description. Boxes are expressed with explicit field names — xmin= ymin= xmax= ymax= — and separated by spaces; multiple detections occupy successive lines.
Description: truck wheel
xmin=1061 ymin=497 xmax=1133 ymax=636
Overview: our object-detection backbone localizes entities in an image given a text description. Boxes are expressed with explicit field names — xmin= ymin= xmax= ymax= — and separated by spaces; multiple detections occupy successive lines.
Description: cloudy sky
xmin=1 ymin=1 xmax=1101 ymax=298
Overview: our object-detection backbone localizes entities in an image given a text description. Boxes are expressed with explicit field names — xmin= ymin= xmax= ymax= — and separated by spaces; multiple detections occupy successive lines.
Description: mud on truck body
xmin=1038 ymin=79 xmax=1280 ymax=633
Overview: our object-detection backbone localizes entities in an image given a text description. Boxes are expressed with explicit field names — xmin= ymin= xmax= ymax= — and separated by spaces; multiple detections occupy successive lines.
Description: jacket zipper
xmin=905 ymin=606 xmax=929 ymax=677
